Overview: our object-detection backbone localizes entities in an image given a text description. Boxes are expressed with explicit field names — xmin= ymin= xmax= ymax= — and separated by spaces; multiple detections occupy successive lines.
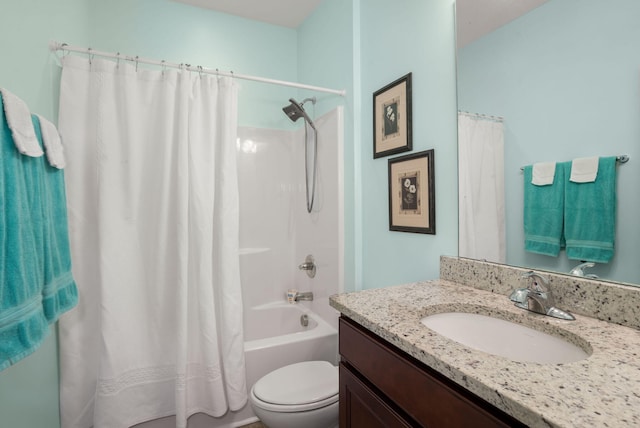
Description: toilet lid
xmin=253 ymin=361 xmax=338 ymax=406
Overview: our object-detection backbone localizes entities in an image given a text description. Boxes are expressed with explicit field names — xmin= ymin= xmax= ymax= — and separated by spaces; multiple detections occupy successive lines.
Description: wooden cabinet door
xmin=339 ymin=363 xmax=414 ymax=428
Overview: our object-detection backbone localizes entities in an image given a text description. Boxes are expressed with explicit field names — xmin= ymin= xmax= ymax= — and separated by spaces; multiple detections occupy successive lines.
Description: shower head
xmin=283 ymin=99 xmax=305 ymax=122
xmin=282 ymin=97 xmax=319 ymax=213
xmin=282 ymin=97 xmax=316 ymax=128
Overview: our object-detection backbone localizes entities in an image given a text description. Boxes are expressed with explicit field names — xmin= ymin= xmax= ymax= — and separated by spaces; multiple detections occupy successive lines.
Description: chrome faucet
xmin=294 ymin=291 xmax=314 ymax=302
xmin=570 ymin=262 xmax=598 ymax=279
xmin=509 ymin=271 xmax=575 ymax=320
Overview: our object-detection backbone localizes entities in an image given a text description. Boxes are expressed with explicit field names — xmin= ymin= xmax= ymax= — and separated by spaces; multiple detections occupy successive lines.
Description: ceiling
xmin=174 ymin=0 xmax=324 ymax=28
xmin=455 ymin=0 xmax=548 ymax=48
xmin=175 ymin=0 xmax=549 ymax=44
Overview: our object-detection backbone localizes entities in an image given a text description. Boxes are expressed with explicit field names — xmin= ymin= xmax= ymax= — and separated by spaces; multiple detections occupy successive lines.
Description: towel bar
xmin=519 ymin=155 xmax=629 ymax=171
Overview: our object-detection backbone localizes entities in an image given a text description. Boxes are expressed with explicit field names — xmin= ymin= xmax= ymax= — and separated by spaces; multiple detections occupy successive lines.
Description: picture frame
xmin=373 ymin=73 xmax=412 ymax=159
xmin=388 ymin=150 xmax=435 ymax=234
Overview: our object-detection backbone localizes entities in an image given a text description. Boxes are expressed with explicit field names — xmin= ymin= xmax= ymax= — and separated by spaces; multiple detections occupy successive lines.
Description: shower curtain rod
xmin=519 ymin=155 xmax=629 ymax=171
xmin=49 ymin=41 xmax=347 ymax=97
xmin=458 ymin=110 xmax=504 ymax=122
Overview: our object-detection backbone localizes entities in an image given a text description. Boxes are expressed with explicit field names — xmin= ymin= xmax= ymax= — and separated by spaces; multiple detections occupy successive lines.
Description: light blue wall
xmin=0 ymin=2 xmax=303 ymax=427
xmin=457 ymin=0 xmax=640 ymax=284
xmin=0 ymin=2 xmax=90 ymax=427
xmin=0 ymin=0 xmax=90 ymax=119
xmin=297 ymin=0 xmax=357 ymax=291
xmin=358 ymin=0 xmax=458 ymax=289
xmin=297 ymin=0 xmax=460 ymax=292
xmin=86 ymin=0 xmax=298 ymax=129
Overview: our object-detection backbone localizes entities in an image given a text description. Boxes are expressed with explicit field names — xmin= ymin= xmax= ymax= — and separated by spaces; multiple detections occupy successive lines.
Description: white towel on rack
xmin=570 ymin=156 xmax=599 ymax=183
xmin=532 ymin=161 xmax=556 ymax=186
xmin=0 ymin=88 xmax=43 ymax=157
xmin=36 ymin=114 xmax=66 ymax=169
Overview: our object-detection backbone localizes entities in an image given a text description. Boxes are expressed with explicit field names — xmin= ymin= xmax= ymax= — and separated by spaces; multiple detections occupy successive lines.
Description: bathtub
xmin=244 ymin=301 xmax=322 ymax=342
xmin=243 ymin=302 xmax=339 ymax=394
xmin=224 ymin=302 xmax=338 ymax=427
xmin=136 ymin=302 xmax=338 ymax=428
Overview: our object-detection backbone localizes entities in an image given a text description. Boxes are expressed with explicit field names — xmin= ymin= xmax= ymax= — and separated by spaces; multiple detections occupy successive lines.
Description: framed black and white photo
xmin=388 ymin=149 xmax=435 ymax=234
xmin=373 ymin=73 xmax=412 ymax=158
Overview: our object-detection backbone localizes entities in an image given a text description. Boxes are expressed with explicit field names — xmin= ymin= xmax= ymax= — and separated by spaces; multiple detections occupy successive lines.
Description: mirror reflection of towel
xmin=570 ymin=156 xmax=599 ymax=183
xmin=532 ymin=161 xmax=556 ymax=186
xmin=565 ymin=157 xmax=616 ymax=263
xmin=523 ymin=162 xmax=564 ymax=257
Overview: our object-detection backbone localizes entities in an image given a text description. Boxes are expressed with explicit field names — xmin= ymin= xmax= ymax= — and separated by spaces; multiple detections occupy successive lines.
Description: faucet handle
xmin=298 ymin=254 xmax=316 ymax=278
xmin=521 ymin=271 xmax=549 ymax=292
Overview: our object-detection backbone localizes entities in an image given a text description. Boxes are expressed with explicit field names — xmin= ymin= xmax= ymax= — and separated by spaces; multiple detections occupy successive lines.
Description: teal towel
xmin=523 ymin=162 xmax=565 ymax=256
xmin=0 ymin=94 xmax=78 ymax=371
xmin=32 ymin=116 xmax=78 ymax=323
xmin=564 ymin=157 xmax=616 ymax=263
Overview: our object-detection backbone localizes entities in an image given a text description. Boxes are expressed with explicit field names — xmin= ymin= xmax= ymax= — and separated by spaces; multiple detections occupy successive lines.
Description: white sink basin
xmin=420 ymin=312 xmax=589 ymax=364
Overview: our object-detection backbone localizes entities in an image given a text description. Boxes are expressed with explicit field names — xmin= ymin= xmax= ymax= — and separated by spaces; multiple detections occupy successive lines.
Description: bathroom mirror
xmin=455 ymin=0 xmax=640 ymax=286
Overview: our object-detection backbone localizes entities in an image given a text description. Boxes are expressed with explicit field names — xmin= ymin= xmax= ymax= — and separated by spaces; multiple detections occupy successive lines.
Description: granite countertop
xmin=330 ymin=280 xmax=640 ymax=428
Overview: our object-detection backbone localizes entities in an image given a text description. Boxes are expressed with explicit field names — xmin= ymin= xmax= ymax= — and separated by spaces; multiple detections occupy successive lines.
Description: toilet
xmin=249 ymin=360 xmax=339 ymax=428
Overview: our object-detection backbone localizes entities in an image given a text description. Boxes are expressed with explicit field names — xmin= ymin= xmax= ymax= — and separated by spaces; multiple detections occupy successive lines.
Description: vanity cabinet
xmin=339 ymin=316 xmax=526 ymax=428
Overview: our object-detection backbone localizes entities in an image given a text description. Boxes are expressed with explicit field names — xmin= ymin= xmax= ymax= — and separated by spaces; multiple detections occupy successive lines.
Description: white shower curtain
xmin=57 ymin=55 xmax=247 ymax=428
xmin=458 ymin=112 xmax=506 ymax=263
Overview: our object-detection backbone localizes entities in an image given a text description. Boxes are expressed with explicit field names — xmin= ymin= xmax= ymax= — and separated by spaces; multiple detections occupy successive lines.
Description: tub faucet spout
xmin=295 ymin=291 xmax=314 ymax=302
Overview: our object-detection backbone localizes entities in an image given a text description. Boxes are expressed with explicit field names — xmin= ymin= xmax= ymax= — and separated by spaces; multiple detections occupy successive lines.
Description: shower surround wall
xmin=238 ymin=107 xmax=343 ymax=330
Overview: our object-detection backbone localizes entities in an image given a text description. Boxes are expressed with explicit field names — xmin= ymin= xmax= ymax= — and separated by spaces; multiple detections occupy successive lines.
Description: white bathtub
xmin=244 ymin=301 xmax=322 ymax=341
xmin=134 ymin=302 xmax=338 ymax=428
xmin=243 ymin=302 xmax=339 ymax=392
xmin=223 ymin=302 xmax=338 ymax=427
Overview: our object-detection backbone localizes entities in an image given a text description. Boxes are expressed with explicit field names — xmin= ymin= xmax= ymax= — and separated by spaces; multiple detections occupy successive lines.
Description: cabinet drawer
xmin=339 ymin=316 xmax=524 ymax=428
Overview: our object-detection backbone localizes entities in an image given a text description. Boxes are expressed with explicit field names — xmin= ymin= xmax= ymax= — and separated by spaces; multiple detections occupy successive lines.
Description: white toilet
xmin=249 ymin=360 xmax=339 ymax=428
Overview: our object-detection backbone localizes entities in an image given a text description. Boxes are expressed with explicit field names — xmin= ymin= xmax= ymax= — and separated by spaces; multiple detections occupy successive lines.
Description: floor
xmin=238 ymin=422 xmax=266 ymax=428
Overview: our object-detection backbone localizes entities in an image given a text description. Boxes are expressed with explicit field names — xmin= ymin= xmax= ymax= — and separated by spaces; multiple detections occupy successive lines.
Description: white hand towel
xmin=36 ymin=114 xmax=66 ymax=169
xmin=532 ymin=161 xmax=556 ymax=186
xmin=0 ymin=88 xmax=43 ymax=157
xmin=570 ymin=156 xmax=599 ymax=183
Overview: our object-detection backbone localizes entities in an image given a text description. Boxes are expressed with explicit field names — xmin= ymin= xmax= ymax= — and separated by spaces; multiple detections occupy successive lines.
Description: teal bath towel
xmin=564 ymin=157 xmax=617 ymax=263
xmin=0 ymin=94 xmax=78 ymax=371
xmin=523 ymin=162 xmax=565 ymax=256
xmin=32 ymin=116 xmax=78 ymax=323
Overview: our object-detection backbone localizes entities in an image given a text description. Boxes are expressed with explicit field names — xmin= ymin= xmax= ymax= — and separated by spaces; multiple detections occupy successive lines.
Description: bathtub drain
xmin=300 ymin=314 xmax=309 ymax=327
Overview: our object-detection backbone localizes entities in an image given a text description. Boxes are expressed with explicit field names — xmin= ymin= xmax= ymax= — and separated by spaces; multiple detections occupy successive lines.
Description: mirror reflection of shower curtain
xmin=458 ymin=112 xmax=505 ymax=263
xmin=57 ymin=55 xmax=246 ymax=428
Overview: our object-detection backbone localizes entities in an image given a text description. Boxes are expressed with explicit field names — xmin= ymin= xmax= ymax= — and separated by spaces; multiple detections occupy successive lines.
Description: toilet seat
xmin=251 ymin=361 xmax=338 ymax=413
